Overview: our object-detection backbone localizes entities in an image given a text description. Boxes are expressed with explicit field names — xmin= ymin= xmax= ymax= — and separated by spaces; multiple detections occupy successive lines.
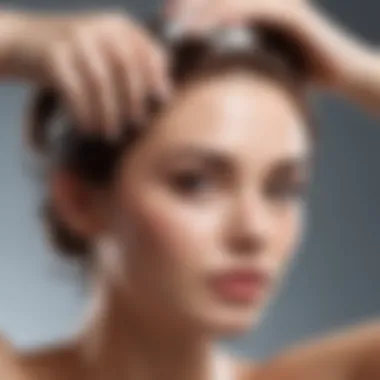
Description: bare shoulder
xmin=0 ymin=334 xmax=28 ymax=380
xmin=17 ymin=340 xmax=83 ymax=380
xmin=244 ymin=320 xmax=380 ymax=380
xmin=235 ymin=357 xmax=293 ymax=380
xmin=0 ymin=333 xmax=12 ymax=357
xmin=235 ymin=358 xmax=260 ymax=380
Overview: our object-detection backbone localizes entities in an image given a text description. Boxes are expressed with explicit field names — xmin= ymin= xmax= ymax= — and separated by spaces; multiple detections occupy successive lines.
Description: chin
xmin=198 ymin=303 xmax=264 ymax=338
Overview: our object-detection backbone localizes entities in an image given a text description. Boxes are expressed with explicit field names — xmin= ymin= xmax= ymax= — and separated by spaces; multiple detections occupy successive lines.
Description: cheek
xmin=273 ymin=204 xmax=305 ymax=264
xmin=116 ymin=186 xmax=221 ymax=269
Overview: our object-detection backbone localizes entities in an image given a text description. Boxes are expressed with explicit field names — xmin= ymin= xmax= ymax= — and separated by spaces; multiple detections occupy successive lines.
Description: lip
xmin=207 ymin=268 xmax=272 ymax=303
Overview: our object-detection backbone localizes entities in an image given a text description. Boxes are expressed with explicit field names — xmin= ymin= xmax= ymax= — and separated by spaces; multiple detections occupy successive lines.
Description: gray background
xmin=1 ymin=0 xmax=380 ymax=360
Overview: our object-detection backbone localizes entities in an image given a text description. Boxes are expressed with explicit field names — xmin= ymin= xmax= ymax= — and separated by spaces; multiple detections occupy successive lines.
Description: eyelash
xmin=169 ymin=170 xmax=308 ymax=202
xmin=170 ymin=171 xmax=215 ymax=195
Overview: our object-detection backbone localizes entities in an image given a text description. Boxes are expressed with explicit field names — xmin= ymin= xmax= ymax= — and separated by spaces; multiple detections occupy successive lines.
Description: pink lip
xmin=208 ymin=269 xmax=271 ymax=303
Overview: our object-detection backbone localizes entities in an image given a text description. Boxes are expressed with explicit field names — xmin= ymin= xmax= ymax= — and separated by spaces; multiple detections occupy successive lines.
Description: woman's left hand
xmin=164 ymin=0 xmax=379 ymax=99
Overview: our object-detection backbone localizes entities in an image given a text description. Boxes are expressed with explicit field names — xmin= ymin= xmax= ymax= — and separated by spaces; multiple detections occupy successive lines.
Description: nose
xmin=224 ymin=191 xmax=274 ymax=255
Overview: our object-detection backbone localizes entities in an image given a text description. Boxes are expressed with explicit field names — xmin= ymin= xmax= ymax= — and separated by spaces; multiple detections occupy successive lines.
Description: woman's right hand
xmin=166 ymin=0 xmax=378 ymax=100
xmin=1 ymin=11 xmax=171 ymax=138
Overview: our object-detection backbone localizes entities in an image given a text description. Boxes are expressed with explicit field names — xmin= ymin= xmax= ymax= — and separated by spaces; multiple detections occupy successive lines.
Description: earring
xmin=94 ymin=234 xmax=126 ymax=275
xmin=94 ymin=235 xmax=120 ymax=255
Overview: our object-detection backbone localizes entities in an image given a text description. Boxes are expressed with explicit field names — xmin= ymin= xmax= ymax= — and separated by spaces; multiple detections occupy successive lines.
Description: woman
xmin=1 ymin=1 xmax=380 ymax=379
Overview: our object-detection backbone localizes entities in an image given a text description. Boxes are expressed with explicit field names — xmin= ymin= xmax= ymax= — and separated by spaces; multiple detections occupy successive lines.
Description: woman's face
xmin=102 ymin=72 xmax=312 ymax=336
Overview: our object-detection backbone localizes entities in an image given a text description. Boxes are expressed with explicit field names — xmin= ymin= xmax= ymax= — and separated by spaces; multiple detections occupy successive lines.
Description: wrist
xmin=336 ymin=45 xmax=380 ymax=100
xmin=0 ymin=11 xmax=33 ymax=78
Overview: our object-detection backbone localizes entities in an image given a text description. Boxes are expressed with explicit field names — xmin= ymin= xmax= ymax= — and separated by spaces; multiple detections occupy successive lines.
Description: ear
xmin=49 ymin=170 xmax=106 ymax=241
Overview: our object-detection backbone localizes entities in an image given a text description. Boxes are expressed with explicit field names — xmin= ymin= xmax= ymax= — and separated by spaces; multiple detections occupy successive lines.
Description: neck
xmin=77 ymin=279 xmax=216 ymax=380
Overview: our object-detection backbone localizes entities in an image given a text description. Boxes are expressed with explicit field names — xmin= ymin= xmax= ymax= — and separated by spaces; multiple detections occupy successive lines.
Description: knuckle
xmin=151 ymin=46 xmax=167 ymax=67
xmin=98 ymin=12 xmax=128 ymax=31
xmin=45 ymin=40 xmax=66 ymax=61
xmin=89 ymin=68 xmax=107 ymax=91
xmin=145 ymin=44 xmax=168 ymax=73
xmin=43 ymin=41 xmax=67 ymax=74
xmin=69 ymin=24 xmax=92 ymax=43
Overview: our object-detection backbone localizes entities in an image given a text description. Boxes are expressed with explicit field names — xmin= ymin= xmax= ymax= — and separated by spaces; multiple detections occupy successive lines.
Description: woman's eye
xmin=170 ymin=172 xmax=214 ymax=195
xmin=267 ymin=182 xmax=308 ymax=202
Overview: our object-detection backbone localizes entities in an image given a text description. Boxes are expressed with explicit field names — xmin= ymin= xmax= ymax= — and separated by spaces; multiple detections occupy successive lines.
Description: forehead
xmin=130 ymin=74 xmax=310 ymax=166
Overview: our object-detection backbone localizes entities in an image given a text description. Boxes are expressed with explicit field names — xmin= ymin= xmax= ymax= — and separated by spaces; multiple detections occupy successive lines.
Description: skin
xmin=99 ymin=73 xmax=310 ymax=336
xmin=23 ymin=70 xmax=312 ymax=380
xmin=0 ymin=338 xmax=28 ymax=380
xmin=1 ymin=1 xmax=380 ymax=380
xmin=0 ymin=10 xmax=171 ymax=138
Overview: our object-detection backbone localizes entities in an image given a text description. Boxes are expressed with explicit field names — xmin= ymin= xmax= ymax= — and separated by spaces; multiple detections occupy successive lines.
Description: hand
xmin=165 ymin=0 xmax=377 ymax=94
xmin=3 ymin=11 xmax=171 ymax=138
xmin=0 ymin=337 xmax=27 ymax=380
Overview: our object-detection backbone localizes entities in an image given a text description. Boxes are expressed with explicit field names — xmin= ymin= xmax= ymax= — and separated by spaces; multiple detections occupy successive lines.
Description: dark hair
xmin=26 ymin=22 xmax=315 ymax=260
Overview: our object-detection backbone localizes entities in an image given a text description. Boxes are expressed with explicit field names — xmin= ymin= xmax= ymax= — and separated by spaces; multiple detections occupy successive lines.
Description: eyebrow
xmin=156 ymin=146 xmax=235 ymax=171
xmin=272 ymin=157 xmax=313 ymax=176
xmin=155 ymin=145 xmax=312 ymax=173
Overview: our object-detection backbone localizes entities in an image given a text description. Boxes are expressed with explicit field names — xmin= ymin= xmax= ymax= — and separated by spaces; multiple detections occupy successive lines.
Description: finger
xmin=194 ymin=0 xmax=254 ymax=30
xmin=177 ymin=0 xmax=223 ymax=34
xmin=145 ymin=44 xmax=172 ymax=104
xmin=161 ymin=0 xmax=180 ymax=19
xmin=162 ymin=0 xmax=206 ymax=21
xmin=217 ymin=2 xmax=290 ymax=27
xmin=133 ymin=30 xmax=172 ymax=103
xmin=45 ymin=42 xmax=92 ymax=131
xmin=165 ymin=0 xmax=215 ymax=31
xmin=104 ymin=32 xmax=147 ymax=125
xmin=74 ymin=31 xmax=120 ymax=139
